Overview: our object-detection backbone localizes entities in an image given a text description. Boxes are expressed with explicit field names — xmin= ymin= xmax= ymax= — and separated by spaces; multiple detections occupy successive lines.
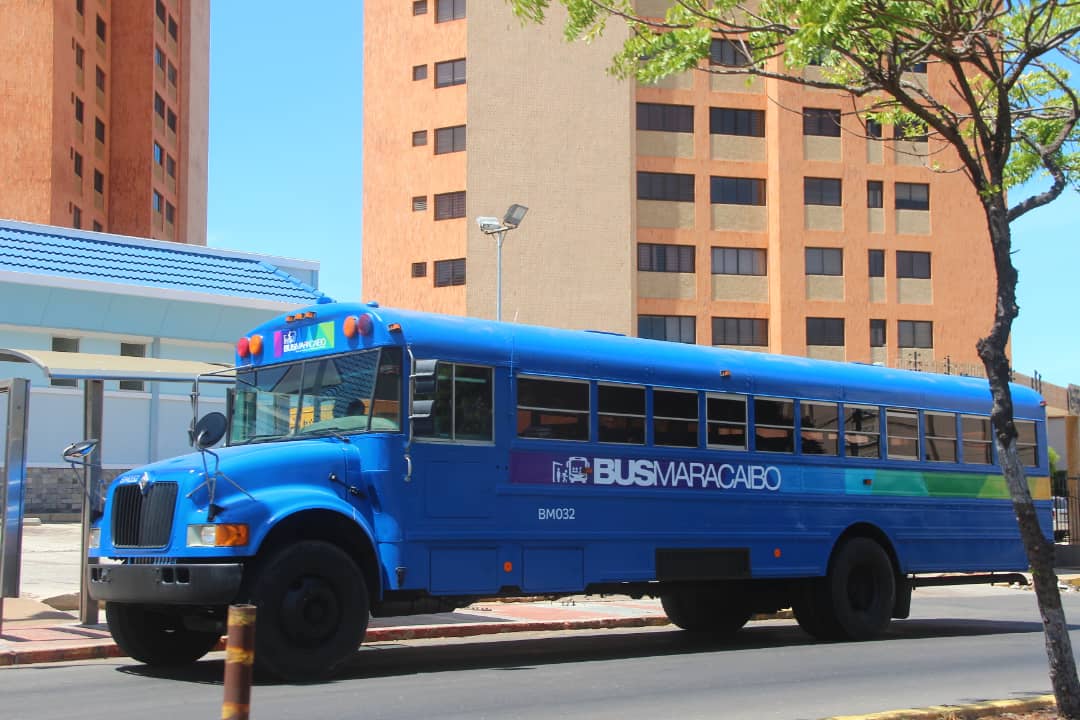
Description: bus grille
xmin=112 ymin=482 xmax=178 ymax=548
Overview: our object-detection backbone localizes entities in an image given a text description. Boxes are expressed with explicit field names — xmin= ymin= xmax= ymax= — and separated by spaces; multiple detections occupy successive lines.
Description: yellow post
xmin=221 ymin=604 xmax=256 ymax=720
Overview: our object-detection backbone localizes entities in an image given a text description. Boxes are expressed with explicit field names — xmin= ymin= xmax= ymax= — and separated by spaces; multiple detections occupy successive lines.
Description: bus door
xmin=409 ymin=360 xmax=500 ymax=593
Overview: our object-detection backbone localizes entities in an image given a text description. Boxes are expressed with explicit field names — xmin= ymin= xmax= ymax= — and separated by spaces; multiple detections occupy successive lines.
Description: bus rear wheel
xmin=247 ymin=540 xmax=369 ymax=681
xmin=796 ymin=537 xmax=895 ymax=641
xmin=661 ymin=583 xmax=752 ymax=637
xmin=106 ymin=602 xmax=221 ymax=666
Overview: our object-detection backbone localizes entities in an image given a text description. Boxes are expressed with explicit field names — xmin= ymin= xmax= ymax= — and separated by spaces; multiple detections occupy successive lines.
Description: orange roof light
xmin=343 ymin=315 xmax=359 ymax=338
xmin=249 ymin=334 xmax=264 ymax=355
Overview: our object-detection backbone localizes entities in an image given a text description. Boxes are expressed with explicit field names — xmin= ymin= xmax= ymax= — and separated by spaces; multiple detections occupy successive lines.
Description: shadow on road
xmin=113 ymin=614 xmax=1070 ymax=686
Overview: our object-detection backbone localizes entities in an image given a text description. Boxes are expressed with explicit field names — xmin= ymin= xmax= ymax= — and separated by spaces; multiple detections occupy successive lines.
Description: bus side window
xmin=414 ymin=362 xmax=453 ymax=439
xmin=886 ymin=408 xmax=919 ymax=460
xmin=598 ymin=383 xmax=645 ymax=444
xmin=961 ymin=415 xmax=992 ymax=464
xmin=924 ymin=411 xmax=957 ymax=462
xmin=754 ymin=398 xmax=794 ymax=453
xmin=844 ymin=404 xmax=880 ymax=458
xmin=1016 ymin=420 xmax=1039 ymax=467
xmin=517 ymin=376 xmax=589 ymax=441
xmin=653 ymin=389 xmax=699 ymax=447
xmin=707 ymin=394 xmax=746 ymax=450
xmin=801 ymin=401 xmax=839 ymax=455
xmin=454 ymin=365 xmax=493 ymax=442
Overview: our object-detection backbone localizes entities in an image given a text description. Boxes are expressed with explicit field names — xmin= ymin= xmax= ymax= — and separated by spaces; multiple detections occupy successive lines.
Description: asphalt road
xmin=1 ymin=585 xmax=1076 ymax=720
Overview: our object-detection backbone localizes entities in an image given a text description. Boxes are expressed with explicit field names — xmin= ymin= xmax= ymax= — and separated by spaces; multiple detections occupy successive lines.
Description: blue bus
xmin=86 ymin=302 xmax=1051 ymax=679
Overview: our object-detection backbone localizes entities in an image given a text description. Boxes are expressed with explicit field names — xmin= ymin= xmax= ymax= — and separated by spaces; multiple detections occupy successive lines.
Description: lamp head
xmin=502 ymin=204 xmax=528 ymax=229
xmin=476 ymin=216 xmax=502 ymax=234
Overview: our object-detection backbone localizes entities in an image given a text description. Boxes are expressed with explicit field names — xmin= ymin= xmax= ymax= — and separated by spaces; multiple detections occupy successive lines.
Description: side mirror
xmin=62 ymin=439 xmax=99 ymax=465
xmin=413 ymin=359 xmax=438 ymax=396
xmin=193 ymin=412 xmax=227 ymax=449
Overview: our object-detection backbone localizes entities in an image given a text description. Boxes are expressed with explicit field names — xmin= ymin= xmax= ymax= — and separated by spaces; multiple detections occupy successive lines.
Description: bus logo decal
xmin=552 ymin=457 xmax=591 ymax=484
xmin=274 ymin=321 xmax=336 ymax=357
xmin=514 ymin=452 xmax=781 ymax=492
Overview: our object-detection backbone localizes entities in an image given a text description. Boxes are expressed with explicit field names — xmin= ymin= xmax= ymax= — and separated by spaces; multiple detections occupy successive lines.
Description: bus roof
xmin=249 ymin=302 xmax=1045 ymax=420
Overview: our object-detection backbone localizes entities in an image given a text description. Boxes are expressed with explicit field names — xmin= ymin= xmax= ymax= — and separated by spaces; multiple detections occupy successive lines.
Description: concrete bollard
xmin=221 ymin=604 xmax=256 ymax=720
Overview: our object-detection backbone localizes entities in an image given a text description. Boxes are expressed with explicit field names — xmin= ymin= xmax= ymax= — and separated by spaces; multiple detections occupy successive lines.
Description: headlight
xmin=186 ymin=523 xmax=249 ymax=547
xmin=88 ymin=527 xmax=100 ymax=549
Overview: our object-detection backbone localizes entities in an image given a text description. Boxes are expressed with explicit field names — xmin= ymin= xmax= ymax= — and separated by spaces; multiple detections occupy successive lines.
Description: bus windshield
xmin=230 ymin=347 xmax=402 ymax=444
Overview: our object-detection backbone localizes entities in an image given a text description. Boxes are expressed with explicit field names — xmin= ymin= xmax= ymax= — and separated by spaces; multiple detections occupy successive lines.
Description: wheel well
xmin=832 ymin=522 xmax=901 ymax=576
xmin=255 ymin=510 xmax=381 ymax=600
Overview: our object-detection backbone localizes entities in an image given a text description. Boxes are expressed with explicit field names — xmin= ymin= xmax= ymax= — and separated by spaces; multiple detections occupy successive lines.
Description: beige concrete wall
xmin=867 ymin=139 xmax=883 ymax=164
xmin=711 ymin=274 xmax=768 ymax=302
xmin=870 ymin=347 xmax=887 ymax=365
xmin=712 ymin=204 xmax=767 ymax=232
xmin=710 ymin=135 xmax=765 ymax=162
xmin=869 ymin=277 xmax=886 ymax=303
xmin=895 ymin=140 xmax=928 ymax=167
xmin=807 ymin=345 xmax=845 ymax=361
xmin=899 ymin=347 xmax=935 ymax=364
xmin=868 ymin=207 xmax=884 ymax=233
xmin=641 ymin=72 xmax=693 ymax=91
xmin=466 ymin=2 xmax=635 ymax=332
xmin=711 ymin=74 xmax=762 ymax=93
xmin=897 ymin=277 xmax=932 ymax=304
xmin=806 ymin=275 xmax=844 ymax=301
xmin=896 ymin=209 xmax=930 ymax=235
xmin=804 ymin=205 xmax=843 ymax=231
xmin=803 ymin=136 xmax=841 ymax=162
xmin=634 ymin=0 xmax=670 ymax=16
xmin=637 ymin=130 xmax=694 ymax=159
xmin=639 ymin=199 xmax=695 ymax=229
xmin=716 ymin=344 xmax=768 ymax=353
xmin=638 ymin=271 xmax=696 ymax=299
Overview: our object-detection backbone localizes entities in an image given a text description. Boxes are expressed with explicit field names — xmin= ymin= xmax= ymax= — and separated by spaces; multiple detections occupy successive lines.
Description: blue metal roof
xmin=0 ymin=219 xmax=327 ymax=304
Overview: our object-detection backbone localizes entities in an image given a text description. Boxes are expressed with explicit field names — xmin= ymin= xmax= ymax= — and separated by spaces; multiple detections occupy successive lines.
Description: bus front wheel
xmin=661 ymin=583 xmax=751 ymax=636
xmin=247 ymin=540 xmax=369 ymax=680
xmin=106 ymin=602 xmax=221 ymax=666
xmin=796 ymin=537 xmax=895 ymax=641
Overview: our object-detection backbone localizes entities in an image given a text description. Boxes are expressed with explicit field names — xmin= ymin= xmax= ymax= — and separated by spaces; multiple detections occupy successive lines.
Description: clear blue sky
xmin=206 ymin=3 xmax=1079 ymax=388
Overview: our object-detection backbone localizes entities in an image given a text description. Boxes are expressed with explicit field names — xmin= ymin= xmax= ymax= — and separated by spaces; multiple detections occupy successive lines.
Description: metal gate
xmin=1052 ymin=473 xmax=1080 ymax=543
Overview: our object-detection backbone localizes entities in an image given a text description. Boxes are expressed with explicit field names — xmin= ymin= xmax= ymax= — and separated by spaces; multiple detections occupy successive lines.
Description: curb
xmin=825 ymin=694 xmax=1055 ymax=720
xmin=0 ymin=614 xmax=671 ymax=667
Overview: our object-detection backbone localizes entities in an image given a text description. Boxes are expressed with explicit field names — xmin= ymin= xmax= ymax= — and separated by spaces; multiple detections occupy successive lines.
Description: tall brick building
xmin=362 ymin=0 xmax=994 ymax=371
xmin=0 ymin=0 xmax=209 ymax=244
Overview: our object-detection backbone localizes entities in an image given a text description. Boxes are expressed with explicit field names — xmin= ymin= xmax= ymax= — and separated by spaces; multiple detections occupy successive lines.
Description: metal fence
xmin=1053 ymin=475 xmax=1080 ymax=543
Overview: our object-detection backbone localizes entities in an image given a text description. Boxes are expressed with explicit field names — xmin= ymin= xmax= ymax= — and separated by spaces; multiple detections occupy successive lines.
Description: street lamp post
xmin=477 ymin=204 xmax=528 ymax=322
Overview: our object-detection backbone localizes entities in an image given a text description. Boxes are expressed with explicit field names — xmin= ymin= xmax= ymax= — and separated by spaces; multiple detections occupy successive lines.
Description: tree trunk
xmin=979 ymin=198 xmax=1080 ymax=718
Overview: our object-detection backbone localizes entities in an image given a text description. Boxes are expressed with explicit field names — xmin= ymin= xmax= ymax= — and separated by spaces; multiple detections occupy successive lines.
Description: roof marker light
xmin=249 ymin=334 xmax=264 ymax=355
xmin=304 ymin=311 xmax=316 ymax=319
xmin=343 ymin=315 xmax=359 ymax=338
xmin=720 ymin=370 xmax=732 ymax=378
xmin=236 ymin=337 xmax=250 ymax=358
xmin=388 ymin=323 xmax=402 ymax=333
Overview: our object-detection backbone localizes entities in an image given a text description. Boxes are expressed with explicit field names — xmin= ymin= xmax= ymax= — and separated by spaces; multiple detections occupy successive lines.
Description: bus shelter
xmin=0 ymin=348 xmax=234 ymax=629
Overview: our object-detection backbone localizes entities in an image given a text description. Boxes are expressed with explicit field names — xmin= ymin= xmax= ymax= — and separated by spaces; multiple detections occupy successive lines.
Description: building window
xmin=412 ymin=64 xmax=427 ymax=81
xmin=711 ymin=247 xmax=765 ymax=275
xmin=411 ymin=262 xmax=427 ymax=278
xmin=709 ymin=107 xmax=764 ymax=137
xmin=867 ymin=180 xmax=883 ymax=208
xmin=73 ymin=151 xmax=83 ymax=178
xmin=434 ymin=258 xmax=466 ymax=286
xmin=638 ymin=171 xmax=694 ymax=202
xmin=72 ymin=205 xmax=82 ymax=229
xmin=155 ymin=45 xmax=166 ymax=69
xmin=167 ymin=62 xmax=177 ymax=87
xmin=638 ymin=243 xmax=694 ymax=272
xmin=638 ymin=315 xmax=695 ymax=344
xmin=77 ymin=0 xmax=85 ymax=16
xmin=710 ymin=38 xmax=751 ymax=66
xmin=434 ymin=190 xmax=466 ymax=220
xmin=75 ymin=43 xmax=85 ymax=69
xmin=710 ymin=176 xmax=765 ymax=206
xmin=412 ymin=130 xmax=427 ymax=146
xmin=93 ymin=169 xmax=104 ymax=193
xmin=870 ymin=319 xmax=886 ymax=347
xmin=154 ymin=93 xmax=165 ymax=118
xmin=803 ymin=108 xmax=841 ymax=137
xmin=119 ymin=343 xmax=147 ymax=392
xmin=94 ymin=117 xmax=105 ymax=143
xmin=156 ymin=0 xmax=166 ymax=22
xmin=911 ymin=61 xmax=928 ymax=73
xmin=168 ymin=16 xmax=178 ymax=40
xmin=74 ymin=96 xmax=84 ymax=123
xmin=153 ymin=142 xmax=164 ymax=165
xmin=896 ymin=250 xmax=931 ymax=278
xmin=165 ymin=201 xmax=175 ymax=224
xmin=866 ymin=119 xmax=883 ymax=138
xmin=96 ymin=15 xmax=106 ymax=43
xmin=898 ymin=320 xmax=933 ymax=348
xmin=95 ymin=66 xmax=106 ymax=91
xmin=51 ymin=337 xmax=80 ymax=387
xmin=804 ymin=177 xmax=842 ymax=206
xmin=413 ymin=0 xmax=428 ymax=14
xmin=434 ymin=124 xmax=466 ymax=154
xmin=92 ymin=221 xmax=102 ymax=232
xmin=436 ymin=0 xmax=466 ymax=22
xmin=412 ymin=195 xmax=427 ymax=212
xmin=895 ymin=182 xmax=930 ymax=210
xmin=636 ymin=102 xmax=694 ymax=133
xmin=167 ymin=109 xmax=177 ymax=133
xmin=152 ymin=190 xmax=163 ymax=213
xmin=894 ymin=120 xmax=928 ymax=142
xmin=805 ymin=247 xmax=843 ymax=276
xmin=806 ymin=317 xmax=845 ymax=346
xmin=166 ymin=155 xmax=176 ymax=178
xmin=712 ymin=317 xmax=768 ymax=346
xmin=434 ymin=58 xmax=466 ymax=87
xmin=868 ymin=249 xmax=885 ymax=277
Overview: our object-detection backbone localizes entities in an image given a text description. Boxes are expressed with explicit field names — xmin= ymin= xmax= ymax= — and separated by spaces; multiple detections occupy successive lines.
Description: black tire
xmin=800 ymin=537 xmax=896 ymax=642
xmin=106 ymin=602 xmax=221 ymax=666
xmin=661 ymin=583 xmax=752 ymax=636
xmin=247 ymin=540 xmax=369 ymax=681
xmin=792 ymin=578 xmax=841 ymax=641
